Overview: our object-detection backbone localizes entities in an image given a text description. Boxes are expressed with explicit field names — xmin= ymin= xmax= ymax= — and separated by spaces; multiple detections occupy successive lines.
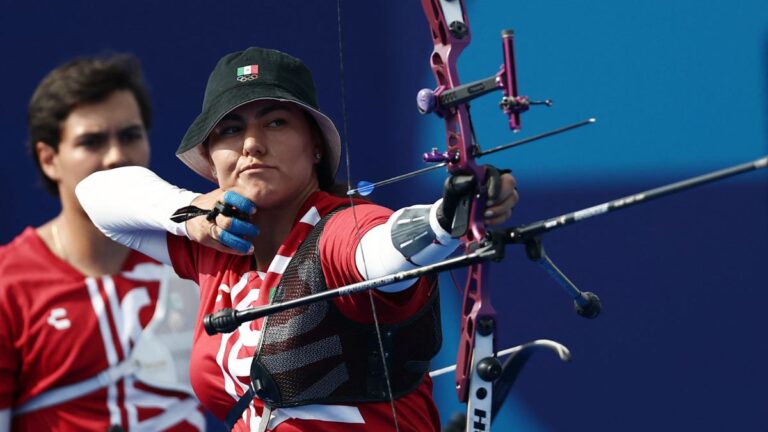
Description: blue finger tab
xmin=223 ymin=191 xmax=256 ymax=215
xmin=218 ymin=230 xmax=253 ymax=254
xmin=228 ymin=218 xmax=260 ymax=238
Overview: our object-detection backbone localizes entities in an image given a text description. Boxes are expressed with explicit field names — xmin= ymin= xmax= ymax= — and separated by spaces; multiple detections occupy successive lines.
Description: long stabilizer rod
xmin=508 ymin=156 xmax=768 ymax=242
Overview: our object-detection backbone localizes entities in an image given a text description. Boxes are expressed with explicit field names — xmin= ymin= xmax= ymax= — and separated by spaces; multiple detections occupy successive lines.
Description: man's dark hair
xmin=27 ymin=54 xmax=152 ymax=195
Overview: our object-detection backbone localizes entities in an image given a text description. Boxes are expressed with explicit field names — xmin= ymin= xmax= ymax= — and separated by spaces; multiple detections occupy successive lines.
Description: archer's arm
xmin=351 ymin=169 xmax=518 ymax=292
xmin=76 ymin=166 xmax=200 ymax=265
xmin=352 ymin=202 xmax=459 ymax=293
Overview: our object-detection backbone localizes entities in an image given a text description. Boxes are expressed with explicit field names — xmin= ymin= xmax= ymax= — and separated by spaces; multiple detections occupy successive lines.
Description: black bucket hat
xmin=176 ymin=47 xmax=341 ymax=183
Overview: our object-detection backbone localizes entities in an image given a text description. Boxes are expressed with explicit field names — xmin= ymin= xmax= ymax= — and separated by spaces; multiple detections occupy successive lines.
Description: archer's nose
xmin=243 ymin=124 xmax=266 ymax=157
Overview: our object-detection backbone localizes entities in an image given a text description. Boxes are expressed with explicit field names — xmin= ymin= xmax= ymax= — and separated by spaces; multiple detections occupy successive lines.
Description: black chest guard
xmin=249 ymin=207 xmax=442 ymax=408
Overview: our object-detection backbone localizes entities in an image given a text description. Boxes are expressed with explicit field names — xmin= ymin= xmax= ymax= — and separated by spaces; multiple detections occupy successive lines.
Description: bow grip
xmin=438 ymin=173 xmax=476 ymax=237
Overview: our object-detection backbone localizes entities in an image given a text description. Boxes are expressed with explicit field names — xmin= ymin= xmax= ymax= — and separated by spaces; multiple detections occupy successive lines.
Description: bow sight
xmin=416 ymin=29 xmax=551 ymax=132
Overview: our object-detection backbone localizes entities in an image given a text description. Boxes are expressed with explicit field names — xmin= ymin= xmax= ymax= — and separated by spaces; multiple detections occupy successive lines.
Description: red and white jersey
xmin=169 ymin=191 xmax=441 ymax=432
xmin=0 ymin=227 xmax=205 ymax=431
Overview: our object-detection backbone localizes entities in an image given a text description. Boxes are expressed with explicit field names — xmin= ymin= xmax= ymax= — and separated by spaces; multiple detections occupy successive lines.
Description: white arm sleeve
xmin=356 ymin=200 xmax=460 ymax=293
xmin=76 ymin=166 xmax=201 ymax=265
xmin=0 ymin=408 xmax=9 ymax=432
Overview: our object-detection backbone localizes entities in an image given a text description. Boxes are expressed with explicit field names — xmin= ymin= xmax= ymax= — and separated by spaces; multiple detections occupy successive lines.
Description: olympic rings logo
xmin=237 ymin=74 xmax=259 ymax=82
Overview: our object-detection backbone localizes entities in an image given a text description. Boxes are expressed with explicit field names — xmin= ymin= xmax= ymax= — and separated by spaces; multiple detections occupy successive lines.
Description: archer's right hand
xmin=185 ymin=190 xmax=259 ymax=255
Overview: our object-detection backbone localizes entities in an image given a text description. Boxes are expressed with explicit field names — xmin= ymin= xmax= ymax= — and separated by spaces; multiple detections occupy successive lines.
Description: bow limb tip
xmin=490 ymin=339 xmax=571 ymax=420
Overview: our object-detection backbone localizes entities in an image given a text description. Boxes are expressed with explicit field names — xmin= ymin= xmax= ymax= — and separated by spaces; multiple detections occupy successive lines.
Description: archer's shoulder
xmin=330 ymin=203 xmax=393 ymax=228
xmin=311 ymin=191 xmax=392 ymax=225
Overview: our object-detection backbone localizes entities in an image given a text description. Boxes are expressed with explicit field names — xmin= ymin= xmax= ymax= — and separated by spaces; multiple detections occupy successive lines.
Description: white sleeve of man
xmin=357 ymin=201 xmax=460 ymax=293
xmin=76 ymin=166 xmax=201 ymax=265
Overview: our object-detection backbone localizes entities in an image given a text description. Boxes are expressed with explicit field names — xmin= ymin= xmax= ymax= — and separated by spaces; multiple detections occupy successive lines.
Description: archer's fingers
xmin=486 ymin=173 xmax=518 ymax=207
xmin=484 ymin=195 xmax=517 ymax=225
xmin=484 ymin=175 xmax=519 ymax=225
xmin=485 ymin=169 xmax=515 ymax=205
xmin=207 ymin=224 xmax=254 ymax=255
xmin=218 ymin=229 xmax=254 ymax=254
xmin=485 ymin=166 xmax=505 ymax=202
xmin=484 ymin=208 xmax=513 ymax=226
xmin=214 ymin=214 xmax=259 ymax=238
xmin=489 ymin=185 xmax=519 ymax=214
xmin=223 ymin=191 xmax=257 ymax=216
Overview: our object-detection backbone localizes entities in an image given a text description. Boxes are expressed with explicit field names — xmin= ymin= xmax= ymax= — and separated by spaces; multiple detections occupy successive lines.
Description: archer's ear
xmin=36 ymin=141 xmax=60 ymax=183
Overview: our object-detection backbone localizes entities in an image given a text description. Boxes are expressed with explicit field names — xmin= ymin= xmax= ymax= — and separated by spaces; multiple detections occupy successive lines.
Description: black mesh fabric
xmin=249 ymin=207 xmax=442 ymax=408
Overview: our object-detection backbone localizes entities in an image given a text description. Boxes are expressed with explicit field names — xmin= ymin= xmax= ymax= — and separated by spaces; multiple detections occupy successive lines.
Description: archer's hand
xmin=437 ymin=165 xmax=519 ymax=233
xmin=185 ymin=190 xmax=259 ymax=255
xmin=483 ymin=166 xmax=518 ymax=226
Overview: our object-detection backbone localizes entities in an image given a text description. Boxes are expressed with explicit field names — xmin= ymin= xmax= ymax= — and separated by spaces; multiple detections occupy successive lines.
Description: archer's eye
xmin=215 ymin=124 xmax=243 ymax=136
xmin=266 ymin=118 xmax=287 ymax=128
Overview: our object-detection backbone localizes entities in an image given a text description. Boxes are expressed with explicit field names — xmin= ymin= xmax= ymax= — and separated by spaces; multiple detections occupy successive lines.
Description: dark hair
xmin=27 ymin=54 xmax=152 ymax=195
xmin=301 ymin=110 xmax=336 ymax=192
xmin=300 ymin=111 xmax=372 ymax=200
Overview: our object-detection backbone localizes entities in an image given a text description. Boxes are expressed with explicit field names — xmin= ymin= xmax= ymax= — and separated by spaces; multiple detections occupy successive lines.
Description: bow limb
xmin=419 ymin=2 xmax=500 ymax=431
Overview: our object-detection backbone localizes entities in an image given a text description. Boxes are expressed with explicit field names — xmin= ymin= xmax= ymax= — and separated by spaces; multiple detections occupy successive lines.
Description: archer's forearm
xmin=76 ymin=166 xmax=201 ymax=264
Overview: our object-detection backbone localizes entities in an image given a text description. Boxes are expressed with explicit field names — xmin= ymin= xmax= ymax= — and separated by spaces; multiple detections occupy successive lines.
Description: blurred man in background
xmin=0 ymin=55 xmax=206 ymax=431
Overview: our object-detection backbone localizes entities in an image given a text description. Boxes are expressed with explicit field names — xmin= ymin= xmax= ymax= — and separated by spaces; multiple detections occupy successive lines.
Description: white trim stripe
xmin=86 ymin=277 xmax=122 ymax=428
xmin=103 ymin=276 xmax=128 ymax=357
xmin=266 ymin=254 xmax=291 ymax=275
xmin=299 ymin=206 xmax=322 ymax=226
xmin=126 ymin=382 xmax=204 ymax=431
xmin=269 ymin=404 xmax=365 ymax=429
xmin=121 ymin=262 xmax=165 ymax=281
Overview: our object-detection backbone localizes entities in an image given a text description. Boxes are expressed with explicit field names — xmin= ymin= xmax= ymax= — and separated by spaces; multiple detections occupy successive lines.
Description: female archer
xmin=77 ymin=47 xmax=518 ymax=431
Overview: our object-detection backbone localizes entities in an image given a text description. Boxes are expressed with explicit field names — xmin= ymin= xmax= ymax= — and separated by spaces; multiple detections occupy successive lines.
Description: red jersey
xmin=169 ymin=191 xmax=441 ymax=431
xmin=0 ymin=227 xmax=204 ymax=431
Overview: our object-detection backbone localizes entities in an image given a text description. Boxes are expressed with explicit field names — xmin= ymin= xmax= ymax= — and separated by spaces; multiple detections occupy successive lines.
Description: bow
xmin=413 ymin=2 xmax=571 ymax=430
xmin=416 ymin=1 xmax=515 ymax=426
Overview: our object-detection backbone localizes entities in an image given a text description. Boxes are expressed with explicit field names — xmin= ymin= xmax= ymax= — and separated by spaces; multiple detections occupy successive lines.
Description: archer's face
xmin=206 ymin=100 xmax=321 ymax=208
xmin=42 ymin=90 xmax=150 ymax=211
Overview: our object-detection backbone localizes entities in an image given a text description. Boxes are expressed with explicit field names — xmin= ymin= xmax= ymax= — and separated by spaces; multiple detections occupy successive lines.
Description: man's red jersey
xmin=0 ymin=228 xmax=204 ymax=431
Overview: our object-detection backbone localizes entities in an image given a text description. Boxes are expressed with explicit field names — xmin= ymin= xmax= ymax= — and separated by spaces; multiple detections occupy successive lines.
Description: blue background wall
xmin=1 ymin=1 xmax=766 ymax=430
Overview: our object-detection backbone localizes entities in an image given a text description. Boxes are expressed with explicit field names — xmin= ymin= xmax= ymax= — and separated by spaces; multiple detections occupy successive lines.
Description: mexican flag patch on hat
xmin=236 ymin=64 xmax=258 ymax=81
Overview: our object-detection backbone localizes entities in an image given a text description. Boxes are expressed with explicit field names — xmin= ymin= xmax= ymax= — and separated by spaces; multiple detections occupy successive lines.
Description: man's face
xmin=43 ymin=90 xmax=150 ymax=208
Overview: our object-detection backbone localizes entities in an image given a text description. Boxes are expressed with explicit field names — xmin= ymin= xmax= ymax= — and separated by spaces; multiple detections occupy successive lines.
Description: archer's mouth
xmin=239 ymin=163 xmax=276 ymax=175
